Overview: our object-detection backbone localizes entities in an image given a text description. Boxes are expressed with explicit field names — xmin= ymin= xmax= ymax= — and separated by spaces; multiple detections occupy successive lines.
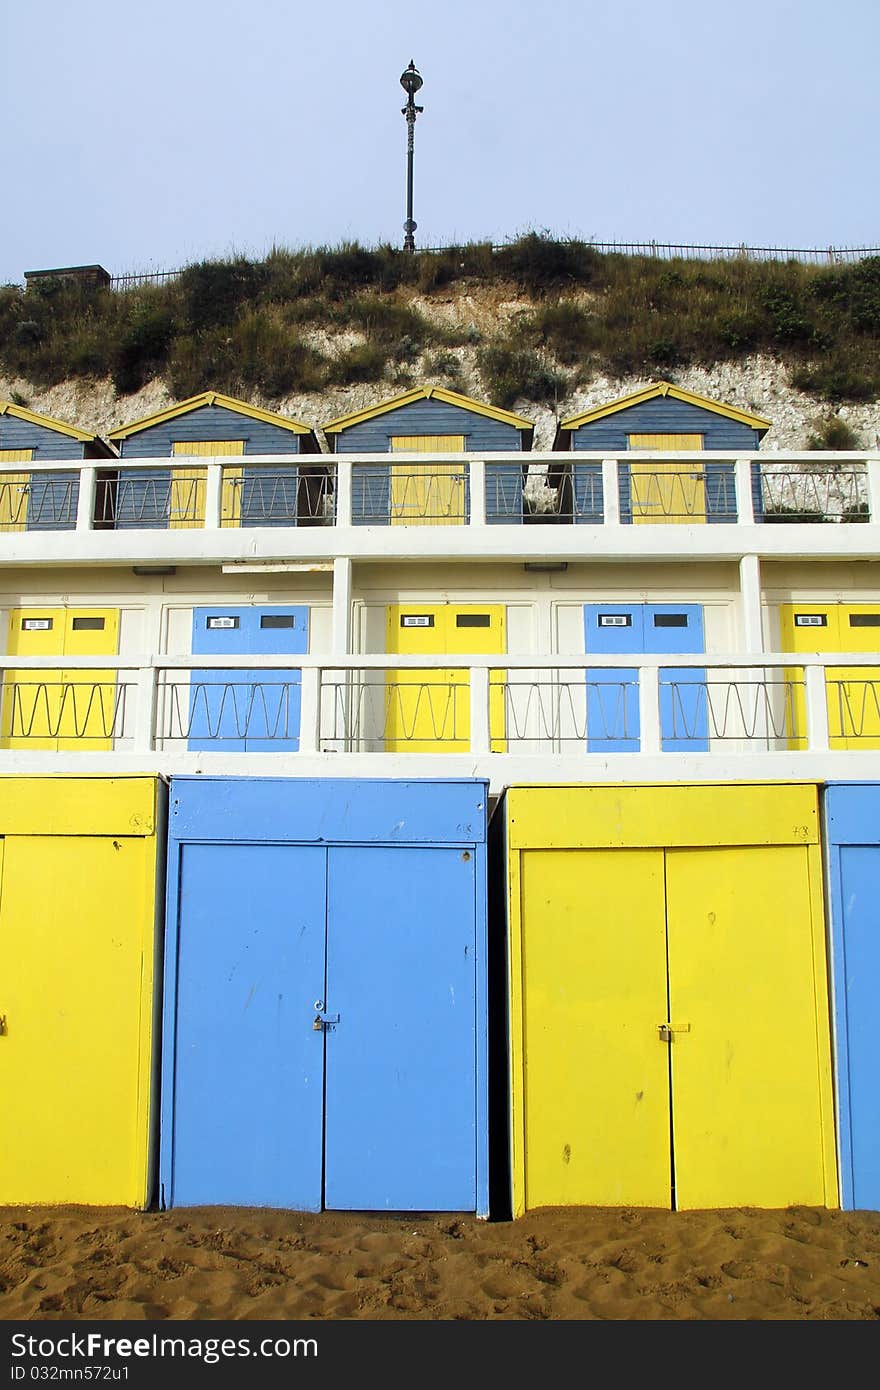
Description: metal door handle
xmin=658 ymin=1022 xmax=690 ymax=1042
xmin=0 ymin=1014 xmax=7 ymax=1036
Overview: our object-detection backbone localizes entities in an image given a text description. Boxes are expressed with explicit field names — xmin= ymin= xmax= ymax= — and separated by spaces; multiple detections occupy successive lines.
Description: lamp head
xmin=400 ymin=60 xmax=423 ymax=97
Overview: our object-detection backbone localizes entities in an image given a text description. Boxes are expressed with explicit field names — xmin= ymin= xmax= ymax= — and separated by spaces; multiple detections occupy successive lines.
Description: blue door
xmin=825 ymin=784 xmax=880 ymax=1210
xmin=188 ymin=606 xmax=308 ymax=752
xmin=162 ymin=843 xmax=326 ymax=1209
xmin=323 ymin=846 xmax=478 ymax=1211
xmin=584 ymin=603 xmax=708 ymax=752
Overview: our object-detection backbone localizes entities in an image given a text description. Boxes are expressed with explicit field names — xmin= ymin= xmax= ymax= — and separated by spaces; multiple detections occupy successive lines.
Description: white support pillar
xmin=204 ymin=463 xmax=223 ymax=529
xmin=75 ymin=466 xmax=97 ymax=532
xmin=132 ymin=665 xmax=158 ymax=753
xmin=739 ymin=554 xmax=764 ymax=653
xmin=602 ymin=459 xmax=621 ymax=526
xmin=298 ymin=667 xmax=321 ymax=754
xmin=804 ymin=663 xmax=830 ymax=752
xmin=638 ymin=665 xmax=662 ymax=755
xmin=469 ymin=457 xmax=487 ymax=527
xmin=867 ymin=458 xmax=880 ymax=522
xmin=734 ymin=457 xmax=756 ymax=525
xmin=470 ymin=666 xmax=491 ymax=755
xmin=335 ymin=456 xmax=353 ymax=528
xmin=332 ymin=557 xmax=353 ymax=656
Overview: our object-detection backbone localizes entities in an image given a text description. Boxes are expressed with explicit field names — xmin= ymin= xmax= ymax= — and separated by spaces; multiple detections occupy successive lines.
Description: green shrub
xmin=494 ymin=233 xmax=601 ymax=293
xmin=806 ymin=415 xmax=862 ymax=450
xmin=326 ymin=343 xmax=389 ymax=386
xmin=476 ymin=345 xmax=567 ymax=408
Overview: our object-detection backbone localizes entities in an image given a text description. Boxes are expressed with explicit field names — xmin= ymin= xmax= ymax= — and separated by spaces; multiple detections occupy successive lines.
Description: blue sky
xmin=3 ymin=0 xmax=878 ymax=283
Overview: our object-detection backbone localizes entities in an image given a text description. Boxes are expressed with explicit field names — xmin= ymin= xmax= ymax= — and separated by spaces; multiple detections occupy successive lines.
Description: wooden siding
xmin=332 ymin=399 xmax=525 ymax=453
xmin=565 ymin=398 xmax=763 ymax=451
xmin=119 ymin=404 xmax=303 ymax=457
xmin=0 ymin=416 xmax=95 ymax=460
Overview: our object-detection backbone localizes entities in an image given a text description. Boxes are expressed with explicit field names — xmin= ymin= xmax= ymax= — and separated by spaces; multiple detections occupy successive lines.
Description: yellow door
xmin=518 ymin=848 xmax=671 ymax=1210
xmin=385 ymin=604 xmax=505 ymax=752
xmin=2 ymin=608 xmax=119 ymax=750
xmin=172 ymin=439 xmax=244 ymax=528
xmin=0 ymin=817 xmax=157 ymax=1205
xmin=666 ymin=844 xmax=836 ymax=1209
xmin=780 ymin=603 xmax=880 ymax=749
xmin=59 ymin=609 xmax=120 ymax=750
xmin=0 ymin=449 xmax=33 ymax=532
xmin=628 ymin=434 xmax=705 ymax=525
xmin=390 ymin=435 xmax=466 ymax=526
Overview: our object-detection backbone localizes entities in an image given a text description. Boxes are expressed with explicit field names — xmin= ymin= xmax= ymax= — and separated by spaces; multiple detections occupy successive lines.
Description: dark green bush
xmin=477 ymin=345 xmax=567 ymax=408
xmin=806 ymin=415 xmax=862 ymax=449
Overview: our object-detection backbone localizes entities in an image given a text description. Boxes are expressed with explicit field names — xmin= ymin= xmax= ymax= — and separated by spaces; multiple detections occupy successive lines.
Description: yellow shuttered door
xmin=0 ymin=449 xmax=34 ymax=531
xmin=0 ymin=780 xmax=160 ymax=1205
xmin=666 ymin=843 xmax=835 ymax=1209
xmin=628 ymin=434 xmax=705 ymax=525
xmin=780 ymin=603 xmax=880 ymax=749
xmin=518 ymin=849 xmax=671 ymax=1210
xmin=2 ymin=608 xmax=119 ymax=750
xmin=390 ymin=435 xmax=466 ymax=526
xmin=385 ymin=604 xmax=506 ymax=752
xmin=171 ymin=440 xmax=244 ymax=528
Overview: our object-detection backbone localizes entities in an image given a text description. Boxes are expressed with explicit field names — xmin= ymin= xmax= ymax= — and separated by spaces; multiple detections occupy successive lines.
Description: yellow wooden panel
xmin=0 ymin=776 xmax=157 ymax=836
xmin=0 ymin=450 xmax=33 ymax=533
xmin=628 ymin=434 xmax=704 ymax=450
xmin=630 ymin=461 xmax=706 ymax=525
xmin=59 ymin=609 xmax=120 ymax=751
xmin=220 ymin=467 xmax=243 ymax=528
xmin=517 ymin=848 xmax=671 ymax=1209
xmin=385 ymin=604 xmax=505 ymax=752
xmin=2 ymin=607 xmax=65 ymax=750
xmin=171 ymin=441 xmax=244 ymax=528
xmin=0 ymin=830 xmax=158 ymax=1205
xmin=506 ymin=783 xmax=820 ymax=851
xmin=666 ymin=843 xmax=837 ymax=1209
xmin=390 ymin=435 xmax=465 ymax=527
xmin=780 ymin=603 xmax=880 ymax=749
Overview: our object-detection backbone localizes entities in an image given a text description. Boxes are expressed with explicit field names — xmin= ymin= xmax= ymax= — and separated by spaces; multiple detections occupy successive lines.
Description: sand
xmin=1 ymin=1204 xmax=880 ymax=1321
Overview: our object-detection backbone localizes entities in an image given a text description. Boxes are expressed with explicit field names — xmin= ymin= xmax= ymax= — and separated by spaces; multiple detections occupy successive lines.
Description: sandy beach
xmin=1 ymin=1204 xmax=879 ymax=1321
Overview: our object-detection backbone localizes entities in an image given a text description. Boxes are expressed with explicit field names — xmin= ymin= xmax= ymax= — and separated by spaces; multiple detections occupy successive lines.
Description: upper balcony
xmin=2 ymin=450 xmax=879 ymax=568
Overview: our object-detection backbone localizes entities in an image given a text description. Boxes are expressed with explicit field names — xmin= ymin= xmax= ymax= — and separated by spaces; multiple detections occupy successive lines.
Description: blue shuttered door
xmin=163 ymin=843 xmax=326 ymax=1209
xmin=188 ymin=606 xmax=308 ymax=752
xmin=646 ymin=603 xmax=708 ymax=752
xmin=324 ymin=846 xmax=477 ymax=1211
xmin=584 ymin=603 xmax=707 ymax=752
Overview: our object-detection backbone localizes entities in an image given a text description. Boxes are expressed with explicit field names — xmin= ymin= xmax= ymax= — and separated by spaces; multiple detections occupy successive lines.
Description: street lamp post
xmin=400 ymin=60 xmax=423 ymax=253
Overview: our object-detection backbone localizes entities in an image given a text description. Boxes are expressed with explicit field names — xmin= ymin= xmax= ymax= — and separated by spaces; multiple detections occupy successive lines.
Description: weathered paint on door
xmin=385 ymin=603 xmax=505 ymax=752
xmin=823 ymin=784 xmax=880 ymax=1211
xmin=0 ymin=450 xmax=33 ymax=531
xmin=171 ymin=439 xmax=244 ymax=528
xmin=2 ymin=607 xmax=119 ymax=750
xmin=518 ymin=848 xmax=671 ymax=1209
xmin=780 ymin=603 xmax=880 ymax=749
xmin=505 ymin=783 xmax=837 ymax=1215
xmin=188 ymin=606 xmax=308 ymax=752
xmin=390 ymin=435 xmax=466 ymax=526
xmin=0 ymin=778 xmax=161 ymax=1206
xmin=324 ymin=845 xmax=478 ymax=1211
xmin=164 ymin=843 xmax=326 ymax=1210
xmin=584 ymin=603 xmax=707 ymax=752
xmin=666 ymin=843 xmax=832 ymax=1209
xmin=628 ymin=434 xmax=705 ymax=524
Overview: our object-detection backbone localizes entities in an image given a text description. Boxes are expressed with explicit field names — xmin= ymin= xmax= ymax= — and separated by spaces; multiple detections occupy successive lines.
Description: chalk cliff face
xmin=2 ymin=280 xmax=879 ymax=451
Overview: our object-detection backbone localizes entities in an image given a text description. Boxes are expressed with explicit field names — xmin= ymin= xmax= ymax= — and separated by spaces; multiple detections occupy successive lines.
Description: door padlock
xmin=658 ymin=1024 xmax=672 ymax=1043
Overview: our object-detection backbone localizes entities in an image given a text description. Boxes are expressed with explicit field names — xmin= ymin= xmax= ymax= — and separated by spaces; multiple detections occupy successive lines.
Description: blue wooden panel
xmin=0 ymin=417 xmax=92 ymax=459
xmin=584 ymin=603 xmax=642 ymax=752
xmin=188 ymin=606 xmax=308 ymax=752
xmin=168 ymin=777 xmax=489 ymax=845
xmin=333 ymin=398 xmax=525 ymax=453
xmin=160 ymin=842 xmax=326 ymax=1210
xmin=118 ymin=404 xmax=303 ymax=457
xmin=240 ymin=465 xmax=299 ymax=526
xmin=113 ymin=468 xmax=170 ymax=529
xmin=824 ymin=783 xmax=880 ymax=1211
xmin=324 ymin=845 xmax=481 ymax=1212
xmin=572 ymin=462 xmax=603 ymax=523
xmin=24 ymin=471 xmax=79 ymax=531
xmin=569 ymin=398 xmax=763 ymax=451
xmin=584 ymin=603 xmax=707 ymax=752
xmin=352 ymin=464 xmax=390 ymax=525
xmin=485 ymin=462 xmax=523 ymax=524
